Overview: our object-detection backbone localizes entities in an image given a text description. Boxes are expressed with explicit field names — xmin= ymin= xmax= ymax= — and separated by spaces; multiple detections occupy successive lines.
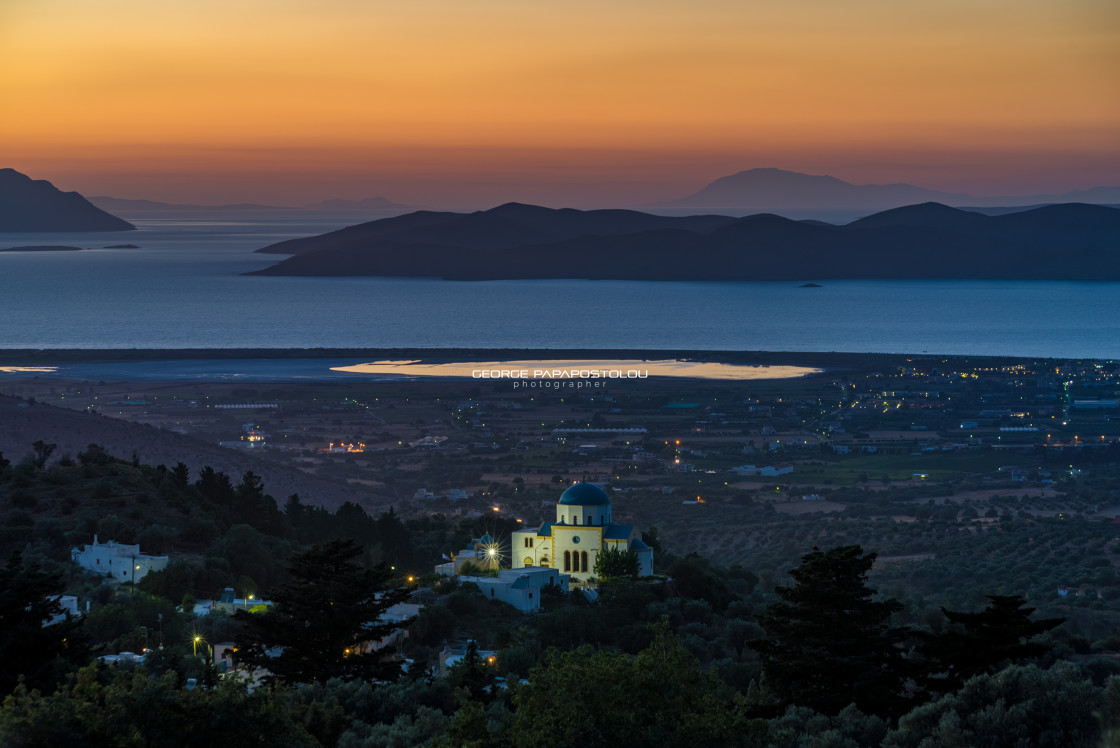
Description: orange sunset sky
xmin=1 ymin=0 xmax=1117 ymax=208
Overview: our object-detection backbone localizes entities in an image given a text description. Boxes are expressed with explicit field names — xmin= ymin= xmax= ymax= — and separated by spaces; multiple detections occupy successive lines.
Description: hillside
xmin=0 ymin=169 xmax=134 ymax=232
xmin=0 ymin=395 xmax=380 ymax=512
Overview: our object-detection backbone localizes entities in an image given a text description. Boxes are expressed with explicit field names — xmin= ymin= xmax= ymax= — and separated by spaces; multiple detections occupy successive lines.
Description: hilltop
xmin=0 ymin=169 xmax=134 ymax=232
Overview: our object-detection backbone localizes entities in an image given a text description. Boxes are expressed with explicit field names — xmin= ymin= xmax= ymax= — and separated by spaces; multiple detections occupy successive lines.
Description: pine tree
xmin=0 ymin=552 xmax=87 ymax=695
xmin=234 ymin=539 xmax=411 ymax=684
xmin=750 ymin=545 xmax=909 ymax=717
xmin=920 ymin=594 xmax=1064 ymax=693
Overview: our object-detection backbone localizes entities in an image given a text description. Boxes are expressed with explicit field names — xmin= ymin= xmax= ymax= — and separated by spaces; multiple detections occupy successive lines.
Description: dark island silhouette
xmin=249 ymin=201 xmax=1120 ymax=281
xmin=0 ymin=169 xmax=134 ymax=232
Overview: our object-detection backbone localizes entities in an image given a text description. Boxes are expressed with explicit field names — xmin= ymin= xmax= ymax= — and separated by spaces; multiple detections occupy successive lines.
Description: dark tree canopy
xmin=0 ymin=664 xmax=319 ymax=748
xmin=751 ymin=545 xmax=909 ymax=717
xmin=882 ymin=663 xmax=1100 ymax=748
xmin=234 ymin=539 xmax=411 ymax=684
xmin=512 ymin=621 xmax=757 ymax=746
xmin=668 ymin=553 xmax=735 ymax=611
xmin=920 ymin=594 xmax=1064 ymax=693
xmin=0 ymin=552 xmax=86 ymax=696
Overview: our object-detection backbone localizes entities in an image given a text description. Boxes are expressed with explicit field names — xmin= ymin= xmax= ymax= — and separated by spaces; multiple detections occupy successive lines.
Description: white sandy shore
xmin=331 ymin=359 xmax=821 ymax=380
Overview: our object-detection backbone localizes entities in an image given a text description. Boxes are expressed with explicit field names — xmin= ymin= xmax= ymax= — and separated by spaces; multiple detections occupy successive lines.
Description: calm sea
xmin=1 ymin=217 xmax=1117 ymax=358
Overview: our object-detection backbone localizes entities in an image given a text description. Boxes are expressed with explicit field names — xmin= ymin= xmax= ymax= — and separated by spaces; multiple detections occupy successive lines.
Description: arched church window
xmin=581 ymin=551 xmax=588 ymax=572
xmin=524 ymin=557 xmax=533 ymax=566
xmin=540 ymin=557 xmax=549 ymax=567
xmin=564 ymin=551 xmax=571 ymax=572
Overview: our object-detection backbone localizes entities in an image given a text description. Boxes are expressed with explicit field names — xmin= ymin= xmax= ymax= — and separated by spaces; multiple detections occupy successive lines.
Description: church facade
xmin=511 ymin=482 xmax=653 ymax=583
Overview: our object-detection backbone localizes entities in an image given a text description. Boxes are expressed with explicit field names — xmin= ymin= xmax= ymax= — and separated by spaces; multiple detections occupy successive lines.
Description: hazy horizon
xmin=17 ymin=164 xmax=1120 ymax=215
xmin=2 ymin=0 xmax=1117 ymax=210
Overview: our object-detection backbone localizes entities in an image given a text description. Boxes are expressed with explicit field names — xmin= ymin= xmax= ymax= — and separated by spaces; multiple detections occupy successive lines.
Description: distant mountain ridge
xmin=656 ymin=167 xmax=1120 ymax=217
xmin=0 ymin=169 xmax=134 ymax=232
xmin=249 ymin=201 xmax=1120 ymax=281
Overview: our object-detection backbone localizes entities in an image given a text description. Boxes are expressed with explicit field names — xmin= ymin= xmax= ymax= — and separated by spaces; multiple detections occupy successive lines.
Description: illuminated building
xmin=511 ymin=482 xmax=653 ymax=583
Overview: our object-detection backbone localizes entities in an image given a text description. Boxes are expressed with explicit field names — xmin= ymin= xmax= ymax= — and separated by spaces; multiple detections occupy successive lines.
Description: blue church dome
xmin=559 ymin=482 xmax=610 ymax=506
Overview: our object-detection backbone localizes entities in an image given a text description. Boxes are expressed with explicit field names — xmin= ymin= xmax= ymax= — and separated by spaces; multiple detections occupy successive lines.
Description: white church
xmin=71 ymin=535 xmax=169 ymax=583
xmin=511 ymin=482 xmax=653 ymax=583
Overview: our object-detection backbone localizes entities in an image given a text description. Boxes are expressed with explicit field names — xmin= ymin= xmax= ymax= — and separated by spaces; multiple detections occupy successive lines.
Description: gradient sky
xmin=1 ymin=0 xmax=1117 ymax=208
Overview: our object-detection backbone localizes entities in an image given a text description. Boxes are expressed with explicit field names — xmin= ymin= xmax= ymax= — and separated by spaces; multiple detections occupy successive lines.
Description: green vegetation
xmin=511 ymin=621 xmax=755 ymax=746
xmin=592 ymin=545 xmax=639 ymax=580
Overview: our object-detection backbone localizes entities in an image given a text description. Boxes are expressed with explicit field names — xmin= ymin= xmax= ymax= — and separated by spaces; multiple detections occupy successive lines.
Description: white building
xmin=71 ymin=536 xmax=169 ymax=583
xmin=460 ymin=568 xmax=568 ymax=612
xmin=434 ymin=534 xmax=505 ymax=576
xmin=511 ymin=482 xmax=654 ymax=583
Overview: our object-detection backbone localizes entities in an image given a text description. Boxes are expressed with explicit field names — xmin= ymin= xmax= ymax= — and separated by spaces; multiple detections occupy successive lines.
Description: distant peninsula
xmin=0 ymin=168 xmax=134 ymax=232
xmin=249 ymin=201 xmax=1120 ymax=281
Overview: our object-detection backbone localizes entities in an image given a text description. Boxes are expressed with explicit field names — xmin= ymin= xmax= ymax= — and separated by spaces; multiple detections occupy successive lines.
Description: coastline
xmin=0 ymin=347 xmax=1059 ymax=365
xmin=0 ymin=347 xmax=1096 ymax=383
